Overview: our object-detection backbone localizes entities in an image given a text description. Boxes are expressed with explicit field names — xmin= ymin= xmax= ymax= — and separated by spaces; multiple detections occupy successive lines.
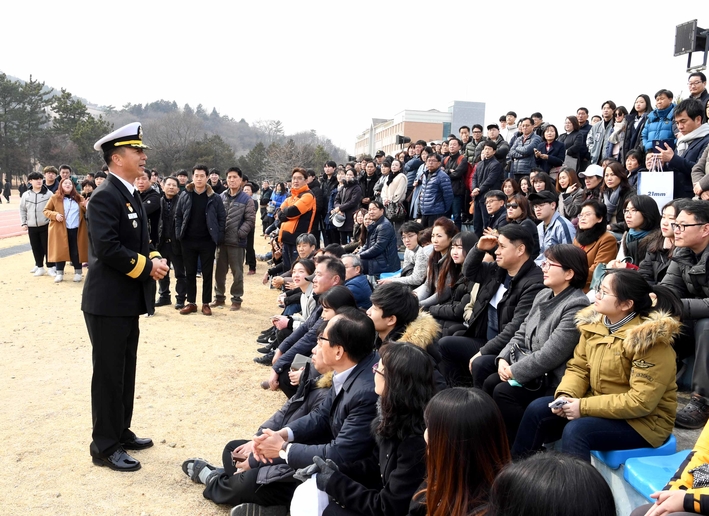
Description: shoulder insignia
xmin=130 ymin=258 xmax=136 ymax=265
xmin=633 ymin=359 xmax=655 ymax=369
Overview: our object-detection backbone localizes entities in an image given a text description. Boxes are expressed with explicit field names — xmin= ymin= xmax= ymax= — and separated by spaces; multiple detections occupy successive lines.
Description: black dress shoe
xmin=121 ymin=436 xmax=154 ymax=450
xmin=155 ymin=298 xmax=172 ymax=307
xmin=91 ymin=447 xmax=141 ymax=472
xmin=175 ymin=302 xmax=185 ymax=310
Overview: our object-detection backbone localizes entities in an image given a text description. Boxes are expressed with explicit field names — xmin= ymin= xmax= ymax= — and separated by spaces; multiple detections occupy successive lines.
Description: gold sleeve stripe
xmin=126 ymin=253 xmax=147 ymax=279
xmin=149 ymin=251 xmax=162 ymax=259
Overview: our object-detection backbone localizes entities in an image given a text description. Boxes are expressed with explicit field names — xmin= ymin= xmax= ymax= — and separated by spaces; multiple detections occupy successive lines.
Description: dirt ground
xmin=0 ymin=210 xmax=285 ymax=516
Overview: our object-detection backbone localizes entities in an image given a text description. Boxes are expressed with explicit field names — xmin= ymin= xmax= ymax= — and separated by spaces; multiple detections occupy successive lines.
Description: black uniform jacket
xmin=82 ymin=173 xmax=159 ymax=317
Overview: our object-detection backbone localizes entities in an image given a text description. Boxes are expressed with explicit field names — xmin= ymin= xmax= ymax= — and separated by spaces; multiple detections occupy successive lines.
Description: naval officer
xmin=83 ymin=122 xmax=169 ymax=471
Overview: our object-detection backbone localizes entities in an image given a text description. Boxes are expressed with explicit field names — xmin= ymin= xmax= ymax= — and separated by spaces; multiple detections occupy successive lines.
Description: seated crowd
xmin=19 ymin=73 xmax=709 ymax=515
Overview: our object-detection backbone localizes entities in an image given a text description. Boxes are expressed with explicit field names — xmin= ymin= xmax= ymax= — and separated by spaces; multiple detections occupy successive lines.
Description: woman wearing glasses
xmin=504 ymin=194 xmax=540 ymax=258
xmin=475 ymin=245 xmax=590 ymax=445
xmin=512 ymin=268 xmax=682 ymax=462
xmin=638 ymin=199 xmax=691 ymax=285
xmin=307 ymin=342 xmax=436 ymax=516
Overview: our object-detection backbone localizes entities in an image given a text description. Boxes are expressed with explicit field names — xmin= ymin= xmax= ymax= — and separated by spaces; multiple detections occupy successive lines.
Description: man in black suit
xmin=83 ymin=122 xmax=170 ymax=471
xmin=182 ymin=307 xmax=379 ymax=513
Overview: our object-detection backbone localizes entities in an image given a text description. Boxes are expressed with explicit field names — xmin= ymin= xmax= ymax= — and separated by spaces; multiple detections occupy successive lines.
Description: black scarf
xmin=576 ymin=220 xmax=608 ymax=247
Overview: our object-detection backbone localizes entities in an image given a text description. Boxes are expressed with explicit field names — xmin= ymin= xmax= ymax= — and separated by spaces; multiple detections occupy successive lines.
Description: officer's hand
xmin=150 ymin=258 xmax=169 ymax=280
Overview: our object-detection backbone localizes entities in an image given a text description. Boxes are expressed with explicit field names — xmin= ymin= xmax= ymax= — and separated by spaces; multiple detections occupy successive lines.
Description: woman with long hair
xmin=518 ymin=176 xmax=531 ymax=197
xmin=504 ymin=194 xmax=540 ymax=257
xmin=639 ymin=199 xmax=690 ymax=285
xmin=606 ymin=105 xmax=629 ymax=161
xmin=43 ymin=177 xmax=88 ymax=283
xmin=623 ymin=94 xmax=653 ymax=157
xmin=562 ymin=115 xmax=588 ymax=168
xmin=310 ymin=342 xmax=435 ymax=516
xmin=573 ymin=200 xmax=618 ymax=291
xmin=601 ymin=160 xmax=635 ymax=234
xmin=410 ymin=388 xmax=511 ymax=516
xmin=512 ymin=269 xmax=682 ymax=462
xmin=556 ymin=166 xmax=584 ymax=218
xmin=381 ymin=159 xmax=408 ymax=243
xmin=343 ymin=208 xmax=368 ymax=253
xmin=333 ymin=169 xmax=363 ymax=245
xmin=409 ymin=147 xmax=433 ymax=220
xmin=429 ymin=232 xmax=479 ymax=334
xmin=613 ymin=194 xmax=661 ymax=267
xmin=501 ymin=178 xmax=520 ymax=200
xmin=530 ymin=171 xmax=555 ymax=194
xmin=475 ymin=244 xmax=590 ymax=445
xmin=415 ymin=217 xmax=459 ymax=308
xmin=534 ymin=124 xmax=565 ymax=175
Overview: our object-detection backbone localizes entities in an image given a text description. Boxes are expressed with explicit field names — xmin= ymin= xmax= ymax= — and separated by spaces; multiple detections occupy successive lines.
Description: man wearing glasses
xmin=688 ymin=72 xmax=709 ymax=123
xmin=471 ymin=143 xmax=504 ymax=236
xmin=662 ymin=201 xmax=709 ymax=429
xmin=236 ymin=308 xmax=379 ymax=515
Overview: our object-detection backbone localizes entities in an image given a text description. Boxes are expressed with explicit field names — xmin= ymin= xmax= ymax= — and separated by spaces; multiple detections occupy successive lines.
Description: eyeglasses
xmin=540 ymin=260 xmax=563 ymax=271
xmin=506 ymin=203 xmax=519 ymax=209
xmin=594 ymin=288 xmax=616 ymax=300
xmin=623 ymin=207 xmax=638 ymax=215
xmin=671 ymin=222 xmax=707 ymax=232
xmin=372 ymin=363 xmax=385 ymax=377
xmin=688 ymin=80 xmax=703 ymax=86
xmin=317 ymin=335 xmax=330 ymax=344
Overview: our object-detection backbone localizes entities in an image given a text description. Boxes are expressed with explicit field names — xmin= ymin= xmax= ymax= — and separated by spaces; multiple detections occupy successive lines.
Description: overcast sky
xmin=2 ymin=1 xmax=705 ymax=154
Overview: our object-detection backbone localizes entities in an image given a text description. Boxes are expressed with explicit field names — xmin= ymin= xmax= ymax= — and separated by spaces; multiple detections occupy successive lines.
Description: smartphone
xmin=652 ymin=139 xmax=676 ymax=154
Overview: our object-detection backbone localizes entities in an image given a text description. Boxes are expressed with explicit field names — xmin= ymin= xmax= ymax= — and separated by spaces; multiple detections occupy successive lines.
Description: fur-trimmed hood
xmin=575 ymin=305 xmax=681 ymax=354
xmin=184 ymin=182 xmax=215 ymax=196
xmin=398 ymin=312 xmax=441 ymax=350
xmin=315 ymin=370 xmax=333 ymax=389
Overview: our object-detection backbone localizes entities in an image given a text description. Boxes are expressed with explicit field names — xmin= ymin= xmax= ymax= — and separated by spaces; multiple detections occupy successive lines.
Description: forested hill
xmin=0 ymin=72 xmax=347 ymax=183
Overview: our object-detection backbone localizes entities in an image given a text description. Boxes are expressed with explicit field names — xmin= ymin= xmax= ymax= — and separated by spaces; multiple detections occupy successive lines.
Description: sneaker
xmin=196 ymin=272 xmax=202 ymax=278
xmin=34 ymin=267 xmax=45 ymax=277
xmin=257 ymin=343 xmax=274 ymax=354
xmin=47 ymin=266 xmax=57 ymax=277
xmin=257 ymin=332 xmax=276 ymax=344
xmin=253 ymin=351 xmax=275 ymax=365
xmin=675 ymin=394 xmax=709 ymax=429
xmin=54 ymin=273 xmax=64 ymax=283
xmin=30 ymin=266 xmax=39 ymax=274
xmin=248 ymin=270 xmax=256 ymax=275
xmin=174 ymin=302 xmax=185 ymax=310
xmin=73 ymin=273 xmax=83 ymax=283
xmin=230 ymin=504 xmax=287 ymax=516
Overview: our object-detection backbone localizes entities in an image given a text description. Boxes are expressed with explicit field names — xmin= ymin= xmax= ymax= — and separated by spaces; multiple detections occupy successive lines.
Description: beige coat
xmin=44 ymin=194 xmax=88 ymax=263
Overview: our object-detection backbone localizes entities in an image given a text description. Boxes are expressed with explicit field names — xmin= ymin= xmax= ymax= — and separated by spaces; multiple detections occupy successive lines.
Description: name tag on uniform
xmin=128 ymin=213 xmax=138 ymax=219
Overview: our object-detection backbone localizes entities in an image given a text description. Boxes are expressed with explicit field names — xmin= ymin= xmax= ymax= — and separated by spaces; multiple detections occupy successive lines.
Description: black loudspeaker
xmin=675 ymin=20 xmax=706 ymax=56
xmin=395 ymin=135 xmax=411 ymax=146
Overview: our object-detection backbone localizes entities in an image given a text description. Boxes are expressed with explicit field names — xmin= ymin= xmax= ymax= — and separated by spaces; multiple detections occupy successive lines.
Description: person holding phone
xmin=511 ymin=269 xmax=682 ymax=462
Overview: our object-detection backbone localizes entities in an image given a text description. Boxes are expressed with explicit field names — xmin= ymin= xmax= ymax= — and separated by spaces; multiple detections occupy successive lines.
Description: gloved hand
xmin=293 ymin=462 xmax=320 ymax=483
xmin=314 ymin=456 xmax=339 ymax=491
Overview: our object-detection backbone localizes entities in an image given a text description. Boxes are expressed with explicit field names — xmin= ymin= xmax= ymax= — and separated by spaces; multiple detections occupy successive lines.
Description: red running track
xmin=0 ymin=209 xmax=26 ymax=239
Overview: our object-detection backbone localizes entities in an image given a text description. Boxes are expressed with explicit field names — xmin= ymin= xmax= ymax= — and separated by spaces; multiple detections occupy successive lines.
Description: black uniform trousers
xmin=85 ymin=312 xmax=139 ymax=456
xmin=202 ymin=439 xmax=298 ymax=507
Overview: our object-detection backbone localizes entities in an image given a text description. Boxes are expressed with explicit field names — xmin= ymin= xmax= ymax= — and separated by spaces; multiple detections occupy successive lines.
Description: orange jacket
xmin=278 ymin=184 xmax=316 ymax=245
